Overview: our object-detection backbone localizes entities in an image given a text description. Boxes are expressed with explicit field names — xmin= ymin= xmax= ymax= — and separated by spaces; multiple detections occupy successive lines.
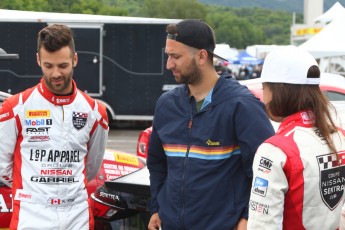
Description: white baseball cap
xmin=260 ymin=46 xmax=320 ymax=85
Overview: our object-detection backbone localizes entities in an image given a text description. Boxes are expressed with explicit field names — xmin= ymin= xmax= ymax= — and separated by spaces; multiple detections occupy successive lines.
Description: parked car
xmin=91 ymin=163 xmax=150 ymax=229
xmin=0 ymin=91 xmax=146 ymax=229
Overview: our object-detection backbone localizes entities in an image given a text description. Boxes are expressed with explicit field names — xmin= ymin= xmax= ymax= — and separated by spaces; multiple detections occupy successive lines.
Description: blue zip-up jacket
xmin=147 ymin=76 xmax=275 ymax=230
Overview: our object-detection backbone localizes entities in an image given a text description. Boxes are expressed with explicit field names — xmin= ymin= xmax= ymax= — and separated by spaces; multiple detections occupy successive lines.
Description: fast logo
xmin=26 ymin=127 xmax=50 ymax=134
xmin=253 ymin=177 xmax=268 ymax=197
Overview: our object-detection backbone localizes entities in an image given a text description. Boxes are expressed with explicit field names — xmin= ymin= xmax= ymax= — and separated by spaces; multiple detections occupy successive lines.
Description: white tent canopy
xmin=214 ymin=44 xmax=238 ymax=60
xmin=299 ymin=13 xmax=345 ymax=59
xmin=314 ymin=2 xmax=345 ymax=24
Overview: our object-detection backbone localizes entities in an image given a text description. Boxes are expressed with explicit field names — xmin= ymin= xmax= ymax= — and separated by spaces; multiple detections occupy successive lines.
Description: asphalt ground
xmin=106 ymin=126 xmax=147 ymax=155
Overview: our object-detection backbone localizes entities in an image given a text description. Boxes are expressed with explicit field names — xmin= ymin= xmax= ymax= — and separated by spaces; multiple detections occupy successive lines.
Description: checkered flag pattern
xmin=318 ymin=154 xmax=338 ymax=170
xmin=73 ymin=112 xmax=88 ymax=118
xmin=318 ymin=151 xmax=345 ymax=170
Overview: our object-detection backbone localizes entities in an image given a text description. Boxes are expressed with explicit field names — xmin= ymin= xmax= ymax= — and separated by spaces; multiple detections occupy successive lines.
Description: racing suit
xmin=0 ymin=79 xmax=109 ymax=230
xmin=248 ymin=111 xmax=345 ymax=230
xmin=147 ymin=76 xmax=275 ymax=229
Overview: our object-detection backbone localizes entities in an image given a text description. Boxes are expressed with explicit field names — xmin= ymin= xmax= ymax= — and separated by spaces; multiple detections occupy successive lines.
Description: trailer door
xmin=65 ymin=25 xmax=103 ymax=96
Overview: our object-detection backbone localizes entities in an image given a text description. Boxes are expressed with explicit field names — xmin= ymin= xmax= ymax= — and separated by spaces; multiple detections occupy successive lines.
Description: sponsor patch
xmin=50 ymin=198 xmax=75 ymax=206
xmin=51 ymin=199 xmax=60 ymax=205
xmin=57 ymin=98 xmax=70 ymax=104
xmin=25 ymin=119 xmax=52 ymax=127
xmin=317 ymin=152 xmax=345 ymax=210
xmin=30 ymin=149 xmax=80 ymax=163
xmin=249 ymin=200 xmax=270 ymax=214
xmin=26 ymin=110 xmax=50 ymax=118
xmin=206 ymin=139 xmax=220 ymax=146
xmin=26 ymin=127 xmax=50 ymax=134
xmin=15 ymin=191 xmax=32 ymax=202
xmin=0 ymin=112 xmax=10 ymax=121
xmin=28 ymin=136 xmax=50 ymax=142
xmin=258 ymin=156 xmax=273 ymax=174
xmin=31 ymin=176 xmax=79 ymax=184
xmin=72 ymin=112 xmax=88 ymax=130
xmin=253 ymin=177 xmax=268 ymax=197
xmin=115 ymin=153 xmax=139 ymax=166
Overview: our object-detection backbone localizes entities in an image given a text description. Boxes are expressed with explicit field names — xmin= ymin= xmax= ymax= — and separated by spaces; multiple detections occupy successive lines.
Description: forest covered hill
xmin=200 ymin=0 xmax=345 ymax=13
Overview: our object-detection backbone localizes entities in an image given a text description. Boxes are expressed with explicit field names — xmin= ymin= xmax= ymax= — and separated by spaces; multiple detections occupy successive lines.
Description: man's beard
xmin=176 ymin=58 xmax=202 ymax=85
xmin=44 ymin=70 xmax=73 ymax=95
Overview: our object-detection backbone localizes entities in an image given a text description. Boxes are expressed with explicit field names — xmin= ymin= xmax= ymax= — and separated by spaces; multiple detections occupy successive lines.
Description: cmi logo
xmin=258 ymin=156 xmax=273 ymax=174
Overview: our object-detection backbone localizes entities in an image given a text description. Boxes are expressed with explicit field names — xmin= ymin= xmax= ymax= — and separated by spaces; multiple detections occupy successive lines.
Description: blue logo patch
xmin=253 ymin=177 xmax=268 ymax=197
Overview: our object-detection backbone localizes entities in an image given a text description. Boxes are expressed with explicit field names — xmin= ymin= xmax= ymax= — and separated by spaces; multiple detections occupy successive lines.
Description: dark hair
xmin=264 ymin=66 xmax=338 ymax=154
xmin=37 ymin=24 xmax=75 ymax=56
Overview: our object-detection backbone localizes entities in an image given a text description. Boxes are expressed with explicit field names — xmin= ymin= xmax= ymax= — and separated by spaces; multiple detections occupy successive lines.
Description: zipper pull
xmin=188 ymin=119 xmax=193 ymax=129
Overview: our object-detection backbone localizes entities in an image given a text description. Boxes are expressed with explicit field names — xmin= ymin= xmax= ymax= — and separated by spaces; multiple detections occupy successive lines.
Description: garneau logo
xmin=31 ymin=176 xmax=79 ymax=184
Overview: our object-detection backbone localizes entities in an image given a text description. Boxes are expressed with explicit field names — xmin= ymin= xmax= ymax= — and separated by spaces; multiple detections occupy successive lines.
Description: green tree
xmin=0 ymin=0 xmax=49 ymax=11
xmin=0 ymin=0 xmax=300 ymax=47
xmin=233 ymin=7 xmax=293 ymax=45
xmin=141 ymin=0 xmax=207 ymax=19
xmin=206 ymin=6 xmax=300 ymax=47
xmin=207 ymin=12 xmax=265 ymax=49
xmin=0 ymin=0 xmax=129 ymax=15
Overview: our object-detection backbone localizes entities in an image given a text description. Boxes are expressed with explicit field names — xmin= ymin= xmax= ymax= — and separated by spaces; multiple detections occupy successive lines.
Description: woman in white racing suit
xmin=248 ymin=46 xmax=345 ymax=230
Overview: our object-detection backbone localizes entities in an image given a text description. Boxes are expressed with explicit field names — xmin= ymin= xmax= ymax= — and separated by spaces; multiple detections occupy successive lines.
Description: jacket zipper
xmin=180 ymin=115 xmax=193 ymax=229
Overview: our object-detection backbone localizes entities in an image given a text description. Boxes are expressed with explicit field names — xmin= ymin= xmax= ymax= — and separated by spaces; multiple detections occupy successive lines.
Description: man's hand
xmin=148 ymin=213 xmax=161 ymax=230
xmin=234 ymin=218 xmax=247 ymax=230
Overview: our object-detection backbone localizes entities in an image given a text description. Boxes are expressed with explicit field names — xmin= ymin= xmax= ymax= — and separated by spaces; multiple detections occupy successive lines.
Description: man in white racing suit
xmin=248 ymin=46 xmax=345 ymax=229
xmin=0 ymin=24 xmax=109 ymax=230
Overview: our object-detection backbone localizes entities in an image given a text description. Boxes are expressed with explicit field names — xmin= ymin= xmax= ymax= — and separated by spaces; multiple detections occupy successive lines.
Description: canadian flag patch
xmin=51 ymin=199 xmax=61 ymax=205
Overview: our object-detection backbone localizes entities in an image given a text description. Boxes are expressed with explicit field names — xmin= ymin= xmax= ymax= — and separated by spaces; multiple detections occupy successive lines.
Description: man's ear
xmin=36 ymin=53 xmax=41 ymax=66
xmin=73 ymin=53 xmax=78 ymax=67
xmin=198 ymin=49 xmax=208 ymax=65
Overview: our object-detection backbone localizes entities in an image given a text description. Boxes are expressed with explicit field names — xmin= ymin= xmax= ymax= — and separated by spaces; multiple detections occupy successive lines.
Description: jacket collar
xmin=276 ymin=111 xmax=315 ymax=135
xmin=37 ymin=78 xmax=77 ymax=106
